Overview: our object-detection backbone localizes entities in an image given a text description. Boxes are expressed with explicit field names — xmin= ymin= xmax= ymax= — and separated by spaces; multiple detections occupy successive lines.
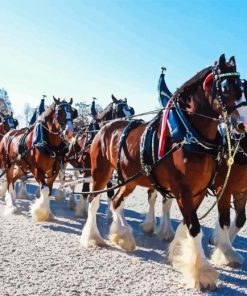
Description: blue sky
xmin=1 ymin=0 xmax=247 ymax=118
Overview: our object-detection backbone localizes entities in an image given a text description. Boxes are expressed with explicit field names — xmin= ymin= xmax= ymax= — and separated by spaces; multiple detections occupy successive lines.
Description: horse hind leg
xmin=140 ymin=188 xmax=157 ymax=234
xmin=16 ymin=180 xmax=29 ymax=200
xmin=156 ymin=196 xmax=174 ymax=241
xmin=109 ymin=185 xmax=136 ymax=252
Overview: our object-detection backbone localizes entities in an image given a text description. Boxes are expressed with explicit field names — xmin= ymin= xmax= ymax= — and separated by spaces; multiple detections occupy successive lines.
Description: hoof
xmin=30 ymin=206 xmax=54 ymax=222
xmin=140 ymin=221 xmax=155 ymax=235
xmin=4 ymin=205 xmax=21 ymax=216
xmin=156 ymin=225 xmax=175 ymax=242
xmin=195 ymin=263 xmax=219 ymax=291
xmin=69 ymin=197 xmax=76 ymax=211
xmin=80 ymin=237 xmax=108 ymax=249
xmin=75 ymin=198 xmax=88 ymax=218
xmin=181 ymin=259 xmax=219 ymax=291
xmin=54 ymin=190 xmax=66 ymax=202
xmin=80 ymin=230 xmax=107 ymax=249
xmin=211 ymin=247 xmax=244 ymax=267
xmin=109 ymin=225 xmax=136 ymax=252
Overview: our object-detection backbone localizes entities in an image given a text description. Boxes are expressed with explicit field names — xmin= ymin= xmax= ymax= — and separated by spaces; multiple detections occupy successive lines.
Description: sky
xmin=1 ymin=0 xmax=247 ymax=120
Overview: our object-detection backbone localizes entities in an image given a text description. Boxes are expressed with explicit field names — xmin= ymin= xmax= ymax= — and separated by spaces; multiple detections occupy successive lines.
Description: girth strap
xmin=117 ymin=120 xmax=144 ymax=184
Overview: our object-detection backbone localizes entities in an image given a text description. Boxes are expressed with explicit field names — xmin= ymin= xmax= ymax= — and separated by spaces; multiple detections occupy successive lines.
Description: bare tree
xmin=23 ymin=103 xmax=33 ymax=126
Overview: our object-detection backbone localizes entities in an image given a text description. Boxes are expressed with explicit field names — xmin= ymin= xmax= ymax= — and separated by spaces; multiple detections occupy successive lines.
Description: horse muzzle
xmin=64 ymin=121 xmax=74 ymax=139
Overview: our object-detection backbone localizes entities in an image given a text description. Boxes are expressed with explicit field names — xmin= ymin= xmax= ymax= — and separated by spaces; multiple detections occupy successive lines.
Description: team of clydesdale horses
xmin=0 ymin=54 xmax=247 ymax=290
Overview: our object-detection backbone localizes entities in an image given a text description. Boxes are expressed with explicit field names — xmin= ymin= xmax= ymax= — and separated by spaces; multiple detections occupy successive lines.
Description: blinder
xmin=72 ymin=108 xmax=78 ymax=119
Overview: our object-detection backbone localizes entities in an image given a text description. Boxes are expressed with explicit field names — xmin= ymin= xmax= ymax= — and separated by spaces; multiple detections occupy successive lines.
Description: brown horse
xmin=80 ymin=55 xmax=244 ymax=290
xmin=0 ymin=97 xmax=77 ymax=220
xmin=0 ymin=112 xmax=19 ymax=196
xmin=147 ymin=80 xmax=247 ymax=267
xmin=72 ymin=95 xmax=135 ymax=217
xmin=0 ymin=112 xmax=18 ymax=137
xmin=209 ymin=79 xmax=247 ymax=267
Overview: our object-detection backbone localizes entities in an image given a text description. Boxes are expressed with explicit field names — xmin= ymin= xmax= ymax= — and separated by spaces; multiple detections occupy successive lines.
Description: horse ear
xmin=229 ymin=56 xmax=236 ymax=67
xmin=124 ymin=98 xmax=127 ymax=103
xmin=219 ymin=54 xmax=226 ymax=69
xmin=70 ymin=98 xmax=73 ymax=105
xmin=112 ymin=94 xmax=117 ymax=103
xmin=53 ymin=96 xmax=60 ymax=105
xmin=10 ymin=111 xmax=13 ymax=117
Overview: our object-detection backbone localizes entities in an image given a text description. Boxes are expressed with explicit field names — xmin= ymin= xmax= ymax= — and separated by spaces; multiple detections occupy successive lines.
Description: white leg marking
xmin=80 ymin=195 xmax=106 ymax=248
xmin=157 ymin=198 xmax=175 ymax=241
xmin=30 ymin=186 xmax=53 ymax=222
xmin=16 ymin=181 xmax=29 ymax=200
xmin=109 ymin=202 xmax=136 ymax=251
xmin=169 ymin=223 xmax=218 ymax=290
xmin=229 ymin=216 xmax=241 ymax=243
xmin=211 ymin=220 xmax=244 ymax=267
xmin=141 ymin=190 xmax=157 ymax=234
xmin=4 ymin=183 xmax=20 ymax=215
xmin=75 ymin=196 xmax=88 ymax=218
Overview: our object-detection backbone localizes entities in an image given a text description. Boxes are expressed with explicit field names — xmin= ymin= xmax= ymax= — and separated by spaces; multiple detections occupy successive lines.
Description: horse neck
xmin=45 ymin=118 xmax=63 ymax=146
xmin=187 ymin=95 xmax=219 ymax=141
xmin=97 ymin=103 xmax=114 ymax=123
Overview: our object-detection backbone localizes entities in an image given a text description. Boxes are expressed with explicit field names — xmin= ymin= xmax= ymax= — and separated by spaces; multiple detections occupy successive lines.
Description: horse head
xmin=204 ymin=54 xmax=247 ymax=132
xmin=111 ymin=95 xmax=135 ymax=118
xmin=175 ymin=54 xmax=245 ymax=132
xmin=53 ymin=97 xmax=78 ymax=139
xmin=0 ymin=111 xmax=18 ymax=132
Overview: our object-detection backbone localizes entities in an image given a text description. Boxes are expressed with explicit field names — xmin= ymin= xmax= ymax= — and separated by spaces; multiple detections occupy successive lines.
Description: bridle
xmin=112 ymin=101 xmax=134 ymax=118
xmin=209 ymin=66 xmax=243 ymax=114
xmin=54 ymin=103 xmax=74 ymax=128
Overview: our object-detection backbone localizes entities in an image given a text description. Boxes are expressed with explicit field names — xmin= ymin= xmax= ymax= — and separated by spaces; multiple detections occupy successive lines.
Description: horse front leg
xmin=210 ymin=191 xmax=244 ymax=267
xmin=106 ymin=180 xmax=114 ymax=220
xmin=30 ymin=168 xmax=54 ymax=222
xmin=169 ymin=193 xmax=218 ymax=290
xmin=156 ymin=196 xmax=174 ymax=241
xmin=54 ymin=169 xmax=67 ymax=202
xmin=229 ymin=192 xmax=247 ymax=242
xmin=80 ymin=166 xmax=113 ymax=248
xmin=75 ymin=181 xmax=89 ymax=218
